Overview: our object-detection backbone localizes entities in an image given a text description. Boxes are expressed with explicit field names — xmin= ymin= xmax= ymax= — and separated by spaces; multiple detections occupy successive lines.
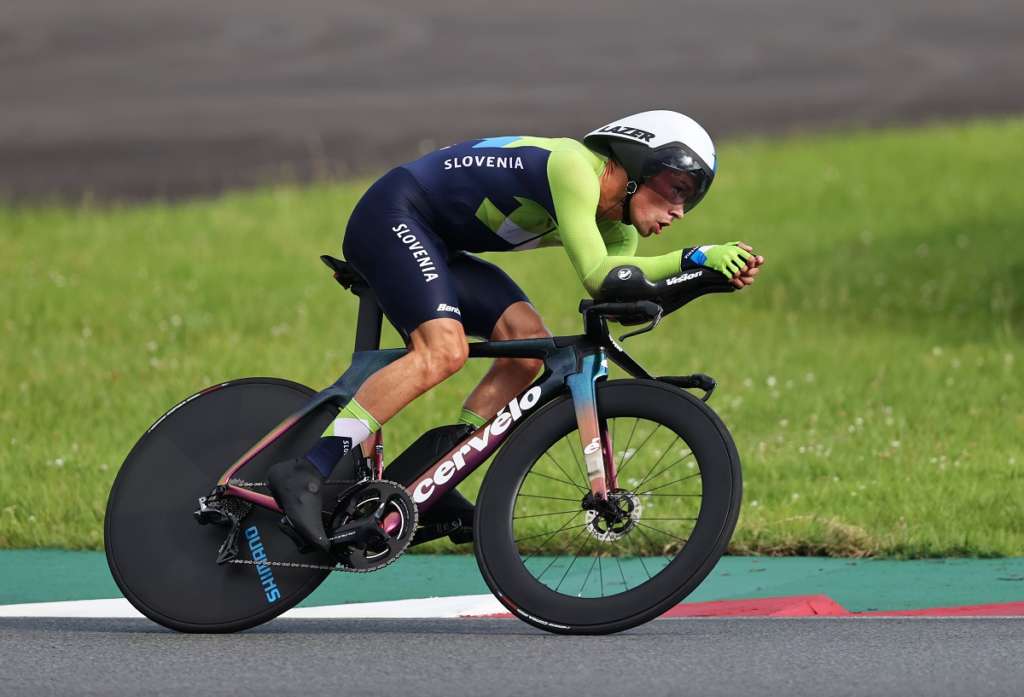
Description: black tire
xmin=474 ymin=379 xmax=741 ymax=635
xmin=104 ymin=378 xmax=337 ymax=633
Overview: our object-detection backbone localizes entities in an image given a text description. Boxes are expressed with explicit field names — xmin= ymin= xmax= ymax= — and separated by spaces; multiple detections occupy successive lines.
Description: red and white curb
xmin=2 ymin=594 xmax=1022 ymax=620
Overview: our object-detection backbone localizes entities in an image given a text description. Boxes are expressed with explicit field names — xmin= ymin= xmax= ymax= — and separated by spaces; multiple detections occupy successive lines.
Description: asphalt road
xmin=2 ymin=617 xmax=1022 ymax=696
xmin=2 ymin=0 xmax=1023 ymax=200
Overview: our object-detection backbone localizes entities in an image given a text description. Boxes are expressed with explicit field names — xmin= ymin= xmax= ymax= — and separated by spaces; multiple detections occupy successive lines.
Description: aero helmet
xmin=584 ymin=110 xmax=717 ymax=212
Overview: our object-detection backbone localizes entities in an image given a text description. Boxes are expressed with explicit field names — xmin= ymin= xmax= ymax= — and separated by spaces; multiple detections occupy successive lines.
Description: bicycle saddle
xmin=320 ymin=255 xmax=367 ymax=292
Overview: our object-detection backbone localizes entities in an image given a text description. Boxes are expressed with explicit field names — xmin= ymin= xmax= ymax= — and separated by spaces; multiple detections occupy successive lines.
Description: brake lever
xmin=619 ymin=306 xmax=663 ymax=342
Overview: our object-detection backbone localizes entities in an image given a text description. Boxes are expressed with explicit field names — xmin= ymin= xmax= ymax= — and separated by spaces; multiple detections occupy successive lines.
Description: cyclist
xmin=268 ymin=110 xmax=764 ymax=551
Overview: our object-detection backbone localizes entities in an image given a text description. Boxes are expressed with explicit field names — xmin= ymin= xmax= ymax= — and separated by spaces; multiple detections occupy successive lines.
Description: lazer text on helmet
xmin=597 ymin=125 xmax=655 ymax=142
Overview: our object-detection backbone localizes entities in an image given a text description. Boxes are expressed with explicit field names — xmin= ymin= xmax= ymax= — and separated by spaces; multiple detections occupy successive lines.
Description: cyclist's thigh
xmin=343 ymin=171 xmax=463 ymax=336
xmin=489 ymin=300 xmax=551 ymax=341
xmin=447 ymin=252 xmax=531 ymax=340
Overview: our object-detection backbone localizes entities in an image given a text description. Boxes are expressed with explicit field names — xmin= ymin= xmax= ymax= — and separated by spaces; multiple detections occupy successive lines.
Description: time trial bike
xmin=104 ymin=255 xmax=743 ymax=635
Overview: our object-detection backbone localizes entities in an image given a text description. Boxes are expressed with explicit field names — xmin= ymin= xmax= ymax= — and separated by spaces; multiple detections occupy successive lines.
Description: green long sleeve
xmin=546 ymin=149 xmax=682 ymax=296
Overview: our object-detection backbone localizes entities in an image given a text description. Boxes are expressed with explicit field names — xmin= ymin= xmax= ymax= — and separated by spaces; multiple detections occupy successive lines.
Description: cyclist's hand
xmin=683 ymin=242 xmax=753 ymax=280
xmin=730 ymin=242 xmax=764 ymax=289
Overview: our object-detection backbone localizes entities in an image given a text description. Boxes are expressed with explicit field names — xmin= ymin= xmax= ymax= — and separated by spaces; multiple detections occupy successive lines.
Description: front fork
xmin=565 ymin=350 xmax=616 ymax=500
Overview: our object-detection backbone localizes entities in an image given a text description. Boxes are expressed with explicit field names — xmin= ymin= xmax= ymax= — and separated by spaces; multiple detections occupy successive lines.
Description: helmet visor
xmin=640 ymin=147 xmax=713 ymax=210
xmin=642 ymin=169 xmax=711 ymax=211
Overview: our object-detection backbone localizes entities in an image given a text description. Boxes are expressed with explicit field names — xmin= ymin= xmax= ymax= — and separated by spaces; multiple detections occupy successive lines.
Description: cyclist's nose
xmin=669 ymin=204 xmax=685 ymax=220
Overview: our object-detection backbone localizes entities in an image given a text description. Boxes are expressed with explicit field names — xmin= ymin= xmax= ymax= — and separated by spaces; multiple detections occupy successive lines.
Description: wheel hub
xmin=583 ymin=488 xmax=642 ymax=542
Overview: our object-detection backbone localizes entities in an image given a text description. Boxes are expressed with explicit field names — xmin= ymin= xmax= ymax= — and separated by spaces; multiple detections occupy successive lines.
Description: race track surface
xmin=3 ymin=617 xmax=1022 ymax=697
xmin=2 ymin=0 xmax=1023 ymax=200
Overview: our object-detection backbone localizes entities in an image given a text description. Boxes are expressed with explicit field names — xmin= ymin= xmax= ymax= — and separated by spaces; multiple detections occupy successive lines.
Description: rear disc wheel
xmin=104 ymin=378 xmax=337 ymax=633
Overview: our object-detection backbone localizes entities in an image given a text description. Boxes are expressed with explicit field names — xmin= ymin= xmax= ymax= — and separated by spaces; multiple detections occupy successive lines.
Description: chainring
xmin=328 ymin=479 xmax=417 ymax=572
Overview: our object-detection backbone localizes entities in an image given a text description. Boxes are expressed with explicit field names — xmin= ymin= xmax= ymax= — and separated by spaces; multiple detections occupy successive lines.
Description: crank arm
xmin=328 ymin=518 xmax=386 ymax=547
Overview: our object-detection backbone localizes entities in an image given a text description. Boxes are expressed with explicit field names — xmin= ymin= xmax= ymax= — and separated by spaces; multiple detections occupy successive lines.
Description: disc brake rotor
xmin=584 ymin=488 xmax=642 ymax=542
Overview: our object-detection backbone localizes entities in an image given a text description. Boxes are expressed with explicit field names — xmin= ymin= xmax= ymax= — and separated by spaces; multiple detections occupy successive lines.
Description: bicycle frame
xmin=214 ymin=289 xmax=655 ymax=517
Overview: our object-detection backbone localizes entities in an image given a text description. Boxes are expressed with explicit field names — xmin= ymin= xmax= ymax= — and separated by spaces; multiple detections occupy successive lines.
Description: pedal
xmin=448 ymin=522 xmax=474 ymax=545
xmin=278 ymin=516 xmax=316 ymax=554
xmin=411 ymin=518 xmax=468 ymax=546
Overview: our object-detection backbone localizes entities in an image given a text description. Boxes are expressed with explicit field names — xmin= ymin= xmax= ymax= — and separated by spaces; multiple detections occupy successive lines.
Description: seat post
xmin=318 ymin=255 xmax=386 ymax=352
xmin=352 ymin=287 xmax=383 ymax=352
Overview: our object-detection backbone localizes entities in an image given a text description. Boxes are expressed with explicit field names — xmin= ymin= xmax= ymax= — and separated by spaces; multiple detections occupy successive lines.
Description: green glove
xmin=682 ymin=242 xmax=753 ymax=277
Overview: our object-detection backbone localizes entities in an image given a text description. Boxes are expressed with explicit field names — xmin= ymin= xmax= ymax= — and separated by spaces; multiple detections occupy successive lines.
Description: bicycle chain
xmin=221 ymin=480 xmax=337 ymax=571
xmin=226 ymin=543 xmax=410 ymax=574
xmin=228 ymin=557 xmax=342 ymax=571
xmin=228 ymin=478 xmax=268 ymax=488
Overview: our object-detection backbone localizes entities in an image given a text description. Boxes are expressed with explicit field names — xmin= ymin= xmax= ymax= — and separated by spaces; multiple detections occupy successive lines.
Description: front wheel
xmin=474 ymin=379 xmax=742 ymax=634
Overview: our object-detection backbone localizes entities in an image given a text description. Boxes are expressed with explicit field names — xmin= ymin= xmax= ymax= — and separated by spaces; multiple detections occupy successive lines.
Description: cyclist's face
xmin=629 ymin=170 xmax=694 ymax=237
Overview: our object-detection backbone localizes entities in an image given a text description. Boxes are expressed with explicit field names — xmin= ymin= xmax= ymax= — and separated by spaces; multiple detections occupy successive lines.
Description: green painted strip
xmin=0 ymin=550 xmax=120 ymax=604
xmin=299 ymin=556 xmax=489 ymax=606
xmin=2 ymin=551 xmax=1022 ymax=611
xmin=690 ymin=557 xmax=1024 ymax=612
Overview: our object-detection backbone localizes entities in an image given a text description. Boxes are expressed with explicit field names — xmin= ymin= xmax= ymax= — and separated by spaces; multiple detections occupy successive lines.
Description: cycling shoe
xmin=267 ymin=458 xmax=330 ymax=552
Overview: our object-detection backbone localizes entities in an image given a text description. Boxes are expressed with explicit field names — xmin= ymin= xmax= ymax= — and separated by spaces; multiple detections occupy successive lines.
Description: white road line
xmin=0 ymin=598 xmax=144 ymax=619
xmin=285 ymin=594 xmax=506 ymax=618
xmin=0 ymin=595 xmax=507 ymax=619
xmin=5 ymin=597 xmax=1019 ymax=621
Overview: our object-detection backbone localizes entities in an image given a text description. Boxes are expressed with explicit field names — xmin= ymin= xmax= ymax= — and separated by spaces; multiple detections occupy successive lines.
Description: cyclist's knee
xmin=490 ymin=303 xmax=548 ymax=380
xmin=408 ymin=346 xmax=465 ymax=389
xmin=409 ymin=320 xmax=468 ymax=387
xmin=433 ymin=340 xmax=469 ymax=379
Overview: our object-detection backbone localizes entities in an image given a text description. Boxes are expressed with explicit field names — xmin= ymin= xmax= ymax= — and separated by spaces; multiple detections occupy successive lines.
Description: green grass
xmin=2 ymin=118 xmax=1022 ymax=556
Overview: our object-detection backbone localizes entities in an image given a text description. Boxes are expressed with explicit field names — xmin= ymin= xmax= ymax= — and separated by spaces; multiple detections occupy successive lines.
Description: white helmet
xmin=584 ymin=110 xmax=717 ymax=211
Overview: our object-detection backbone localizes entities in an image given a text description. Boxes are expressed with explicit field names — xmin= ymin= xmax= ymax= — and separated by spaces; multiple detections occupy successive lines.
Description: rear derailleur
xmin=193 ymin=487 xmax=253 ymax=565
